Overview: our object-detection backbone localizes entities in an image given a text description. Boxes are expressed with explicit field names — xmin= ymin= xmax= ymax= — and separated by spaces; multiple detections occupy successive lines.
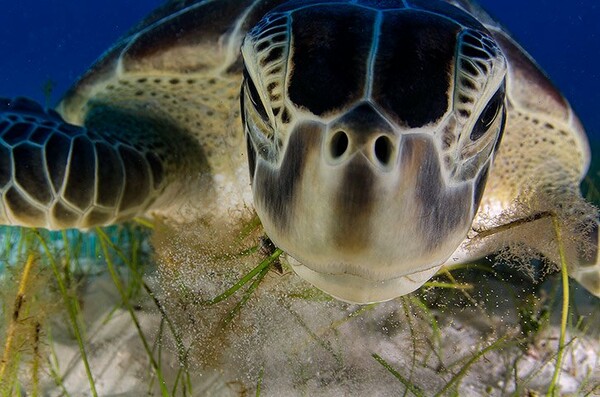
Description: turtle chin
xmin=251 ymin=121 xmax=480 ymax=303
xmin=287 ymin=255 xmax=442 ymax=304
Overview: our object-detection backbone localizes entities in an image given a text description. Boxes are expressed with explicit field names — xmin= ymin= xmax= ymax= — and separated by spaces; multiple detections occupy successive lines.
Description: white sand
xmin=30 ymin=267 xmax=599 ymax=397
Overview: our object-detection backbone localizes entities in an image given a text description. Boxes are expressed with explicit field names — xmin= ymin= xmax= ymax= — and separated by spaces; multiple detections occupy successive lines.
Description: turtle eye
xmin=243 ymin=69 xmax=270 ymax=122
xmin=470 ymin=85 xmax=505 ymax=141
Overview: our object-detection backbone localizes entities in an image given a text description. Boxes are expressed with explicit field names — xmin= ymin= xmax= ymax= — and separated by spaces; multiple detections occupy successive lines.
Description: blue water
xmin=0 ymin=0 xmax=598 ymax=140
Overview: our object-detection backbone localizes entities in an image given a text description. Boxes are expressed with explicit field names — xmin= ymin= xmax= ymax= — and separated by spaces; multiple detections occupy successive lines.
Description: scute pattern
xmin=373 ymin=11 xmax=459 ymax=128
xmin=245 ymin=1 xmax=501 ymax=133
xmin=4 ymin=187 xmax=44 ymax=225
xmin=95 ymin=142 xmax=125 ymax=207
xmin=246 ymin=12 xmax=292 ymax=124
xmin=13 ymin=143 xmax=53 ymax=205
xmin=119 ymin=146 xmax=151 ymax=211
xmin=0 ymin=97 xmax=190 ymax=229
xmin=287 ymin=5 xmax=374 ymax=116
xmin=64 ymin=136 xmax=96 ymax=210
xmin=454 ymin=29 xmax=504 ymax=124
xmin=46 ymin=133 xmax=72 ymax=192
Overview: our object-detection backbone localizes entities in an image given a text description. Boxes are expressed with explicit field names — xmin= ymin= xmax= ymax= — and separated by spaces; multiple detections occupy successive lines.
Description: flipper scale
xmin=0 ymin=97 xmax=202 ymax=229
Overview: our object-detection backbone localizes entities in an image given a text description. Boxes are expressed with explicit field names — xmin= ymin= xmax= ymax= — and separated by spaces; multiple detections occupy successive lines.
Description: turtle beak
xmin=251 ymin=103 xmax=477 ymax=303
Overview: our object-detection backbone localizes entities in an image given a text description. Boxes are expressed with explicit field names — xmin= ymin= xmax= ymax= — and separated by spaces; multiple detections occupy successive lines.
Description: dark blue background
xmin=0 ymin=1 xmax=598 ymax=141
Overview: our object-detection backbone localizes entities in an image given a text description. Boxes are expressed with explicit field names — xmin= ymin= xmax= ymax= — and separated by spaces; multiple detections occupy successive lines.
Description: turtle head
xmin=241 ymin=1 xmax=507 ymax=303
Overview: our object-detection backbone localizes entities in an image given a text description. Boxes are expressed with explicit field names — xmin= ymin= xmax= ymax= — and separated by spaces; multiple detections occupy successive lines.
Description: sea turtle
xmin=0 ymin=0 xmax=598 ymax=303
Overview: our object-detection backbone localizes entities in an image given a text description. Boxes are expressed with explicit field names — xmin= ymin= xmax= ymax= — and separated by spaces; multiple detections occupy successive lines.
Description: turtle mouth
xmin=286 ymin=254 xmax=440 ymax=304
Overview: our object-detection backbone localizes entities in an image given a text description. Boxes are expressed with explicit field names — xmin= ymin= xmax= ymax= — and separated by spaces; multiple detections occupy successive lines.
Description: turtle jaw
xmin=251 ymin=120 xmax=478 ymax=303
xmin=287 ymin=255 xmax=441 ymax=304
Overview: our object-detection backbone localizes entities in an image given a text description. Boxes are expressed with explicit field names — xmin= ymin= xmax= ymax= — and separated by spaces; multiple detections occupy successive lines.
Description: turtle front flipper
xmin=0 ymin=97 xmax=204 ymax=230
xmin=571 ymin=222 xmax=600 ymax=296
xmin=446 ymin=194 xmax=600 ymax=298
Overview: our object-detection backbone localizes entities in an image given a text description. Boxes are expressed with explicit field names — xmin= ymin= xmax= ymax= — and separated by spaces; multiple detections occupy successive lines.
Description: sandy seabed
xmin=35 ymin=265 xmax=599 ymax=396
xmin=2 ymin=221 xmax=598 ymax=396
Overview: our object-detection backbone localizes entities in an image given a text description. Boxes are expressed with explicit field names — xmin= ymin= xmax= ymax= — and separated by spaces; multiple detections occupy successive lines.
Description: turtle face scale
xmin=241 ymin=1 xmax=507 ymax=303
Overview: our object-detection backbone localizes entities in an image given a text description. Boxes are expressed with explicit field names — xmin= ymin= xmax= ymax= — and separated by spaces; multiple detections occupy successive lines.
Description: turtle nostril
xmin=374 ymin=136 xmax=393 ymax=166
xmin=330 ymin=130 xmax=349 ymax=159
